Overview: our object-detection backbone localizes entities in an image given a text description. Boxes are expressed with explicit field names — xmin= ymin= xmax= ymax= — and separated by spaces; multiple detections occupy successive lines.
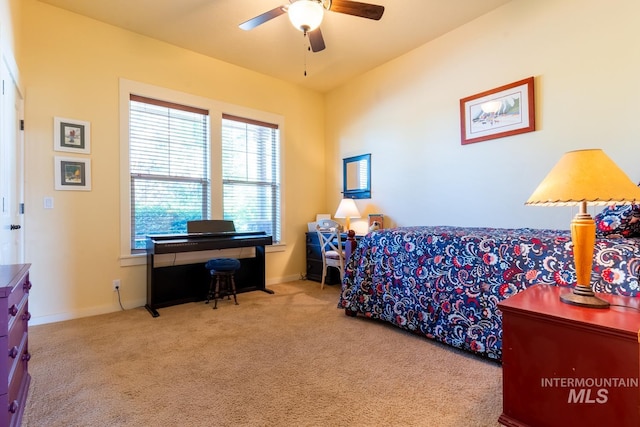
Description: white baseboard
xmin=267 ymin=274 xmax=301 ymax=285
xmin=30 ymin=297 xmax=147 ymax=326
xmin=30 ymin=275 xmax=302 ymax=326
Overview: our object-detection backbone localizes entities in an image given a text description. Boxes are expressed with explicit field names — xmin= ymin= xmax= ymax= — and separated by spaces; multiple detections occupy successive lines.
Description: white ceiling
xmin=37 ymin=0 xmax=511 ymax=93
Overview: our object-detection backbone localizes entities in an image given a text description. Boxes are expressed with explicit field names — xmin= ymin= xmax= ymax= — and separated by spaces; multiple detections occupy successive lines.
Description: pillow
xmin=594 ymin=204 xmax=640 ymax=238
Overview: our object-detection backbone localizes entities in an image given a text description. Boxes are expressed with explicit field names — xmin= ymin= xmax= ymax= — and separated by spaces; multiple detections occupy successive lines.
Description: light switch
xmin=44 ymin=197 xmax=54 ymax=209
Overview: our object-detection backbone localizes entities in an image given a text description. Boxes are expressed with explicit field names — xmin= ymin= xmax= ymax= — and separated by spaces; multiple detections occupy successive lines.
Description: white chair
xmin=315 ymin=220 xmax=345 ymax=289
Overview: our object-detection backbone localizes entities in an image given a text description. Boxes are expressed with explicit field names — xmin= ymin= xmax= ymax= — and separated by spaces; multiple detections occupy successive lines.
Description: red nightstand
xmin=498 ymin=284 xmax=640 ymax=427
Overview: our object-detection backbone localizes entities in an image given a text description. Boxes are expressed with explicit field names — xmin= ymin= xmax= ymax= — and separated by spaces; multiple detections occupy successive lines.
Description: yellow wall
xmin=21 ymin=0 xmax=327 ymax=323
xmin=0 ymin=0 xmax=19 ymax=58
xmin=14 ymin=0 xmax=640 ymax=323
xmin=326 ymin=0 xmax=640 ymax=232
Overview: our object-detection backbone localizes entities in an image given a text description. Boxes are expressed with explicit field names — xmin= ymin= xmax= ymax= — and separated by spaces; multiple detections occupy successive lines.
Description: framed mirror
xmin=343 ymin=153 xmax=371 ymax=199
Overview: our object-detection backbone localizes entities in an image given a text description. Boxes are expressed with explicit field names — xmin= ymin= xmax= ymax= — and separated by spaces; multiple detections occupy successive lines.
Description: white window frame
xmin=118 ymin=79 xmax=285 ymax=266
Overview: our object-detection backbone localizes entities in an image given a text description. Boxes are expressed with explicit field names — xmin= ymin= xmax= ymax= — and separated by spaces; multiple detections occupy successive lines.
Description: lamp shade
xmin=288 ymin=0 xmax=324 ymax=32
xmin=334 ymin=198 xmax=361 ymax=220
xmin=334 ymin=198 xmax=361 ymax=231
xmin=525 ymin=149 xmax=640 ymax=206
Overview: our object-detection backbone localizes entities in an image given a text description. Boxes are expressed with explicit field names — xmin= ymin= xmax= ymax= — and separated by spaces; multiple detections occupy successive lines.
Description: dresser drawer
xmin=0 ymin=296 xmax=26 ymax=398
xmin=306 ymin=259 xmax=323 ymax=282
xmin=4 ymin=333 xmax=29 ymax=427
xmin=8 ymin=294 xmax=27 ymax=341
xmin=5 ymin=335 xmax=29 ymax=427
xmin=0 ymin=334 xmax=7 ymax=395
xmin=306 ymin=243 xmax=322 ymax=261
xmin=7 ymin=332 xmax=28 ymax=410
xmin=4 ymin=269 xmax=30 ymax=332
xmin=306 ymin=260 xmax=342 ymax=285
xmin=305 ymin=232 xmax=319 ymax=245
xmin=0 ymin=264 xmax=31 ymax=335
xmin=7 ymin=298 xmax=28 ymax=379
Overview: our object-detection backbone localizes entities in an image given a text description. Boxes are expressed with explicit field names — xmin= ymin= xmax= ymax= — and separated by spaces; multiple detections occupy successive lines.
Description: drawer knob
xmin=8 ymin=400 xmax=19 ymax=414
xmin=22 ymin=352 xmax=31 ymax=362
xmin=8 ymin=346 xmax=18 ymax=359
xmin=24 ymin=281 xmax=32 ymax=292
xmin=22 ymin=311 xmax=31 ymax=322
xmin=8 ymin=305 xmax=18 ymax=317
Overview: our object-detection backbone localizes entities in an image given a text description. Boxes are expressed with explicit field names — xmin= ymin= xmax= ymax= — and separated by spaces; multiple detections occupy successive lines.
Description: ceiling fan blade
xmin=239 ymin=6 xmax=287 ymax=31
xmin=329 ymin=0 xmax=384 ymax=20
xmin=308 ymin=28 xmax=326 ymax=52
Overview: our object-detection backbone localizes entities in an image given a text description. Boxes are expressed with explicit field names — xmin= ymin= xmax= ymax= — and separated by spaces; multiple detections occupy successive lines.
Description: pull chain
xmin=303 ymin=33 xmax=308 ymax=77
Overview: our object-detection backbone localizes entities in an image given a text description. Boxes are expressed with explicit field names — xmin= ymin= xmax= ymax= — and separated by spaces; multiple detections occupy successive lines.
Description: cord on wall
xmin=113 ymin=280 xmax=125 ymax=311
xmin=115 ymin=286 xmax=125 ymax=311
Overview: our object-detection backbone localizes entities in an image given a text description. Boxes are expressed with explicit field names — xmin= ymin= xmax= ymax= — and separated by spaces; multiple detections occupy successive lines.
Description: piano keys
xmin=145 ymin=223 xmax=273 ymax=317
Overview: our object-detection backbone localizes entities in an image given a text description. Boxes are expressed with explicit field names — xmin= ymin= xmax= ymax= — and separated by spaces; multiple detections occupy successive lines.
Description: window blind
xmin=221 ymin=114 xmax=280 ymax=243
xmin=129 ymin=95 xmax=210 ymax=250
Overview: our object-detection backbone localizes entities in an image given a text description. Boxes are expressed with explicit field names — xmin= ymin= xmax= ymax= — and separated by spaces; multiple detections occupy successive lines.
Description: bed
xmin=338 ymin=225 xmax=640 ymax=361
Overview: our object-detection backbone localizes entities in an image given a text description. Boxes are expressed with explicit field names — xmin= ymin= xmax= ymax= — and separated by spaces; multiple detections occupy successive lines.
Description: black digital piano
xmin=145 ymin=224 xmax=273 ymax=317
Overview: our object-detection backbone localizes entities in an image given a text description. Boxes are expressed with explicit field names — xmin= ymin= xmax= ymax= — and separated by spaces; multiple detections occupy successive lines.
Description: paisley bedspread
xmin=338 ymin=226 xmax=640 ymax=360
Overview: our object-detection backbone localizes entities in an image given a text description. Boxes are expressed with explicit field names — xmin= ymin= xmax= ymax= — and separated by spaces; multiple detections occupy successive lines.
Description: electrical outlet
xmin=113 ymin=279 xmax=121 ymax=291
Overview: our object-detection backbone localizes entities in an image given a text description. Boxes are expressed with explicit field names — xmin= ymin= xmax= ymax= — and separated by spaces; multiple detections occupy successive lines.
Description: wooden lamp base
xmin=565 ymin=203 xmax=610 ymax=309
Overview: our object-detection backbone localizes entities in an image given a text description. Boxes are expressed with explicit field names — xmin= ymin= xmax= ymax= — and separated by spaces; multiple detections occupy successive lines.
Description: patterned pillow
xmin=594 ymin=205 xmax=640 ymax=238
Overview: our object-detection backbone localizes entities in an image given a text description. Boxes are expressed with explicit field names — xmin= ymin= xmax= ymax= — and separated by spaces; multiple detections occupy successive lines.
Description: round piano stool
xmin=204 ymin=258 xmax=241 ymax=309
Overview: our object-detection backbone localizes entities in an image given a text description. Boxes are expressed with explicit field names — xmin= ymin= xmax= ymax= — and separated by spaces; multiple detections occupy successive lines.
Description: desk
xmin=145 ymin=231 xmax=272 ymax=317
xmin=498 ymin=284 xmax=640 ymax=427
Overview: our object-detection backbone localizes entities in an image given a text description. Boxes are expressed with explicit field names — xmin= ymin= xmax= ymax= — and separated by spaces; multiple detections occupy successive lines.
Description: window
xmin=222 ymin=114 xmax=281 ymax=243
xmin=129 ymin=95 xmax=210 ymax=251
xmin=120 ymin=79 xmax=284 ymax=261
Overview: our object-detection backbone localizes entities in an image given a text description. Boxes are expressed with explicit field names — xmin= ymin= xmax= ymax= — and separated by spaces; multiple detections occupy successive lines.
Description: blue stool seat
xmin=205 ymin=258 xmax=241 ymax=272
xmin=205 ymin=258 xmax=241 ymax=309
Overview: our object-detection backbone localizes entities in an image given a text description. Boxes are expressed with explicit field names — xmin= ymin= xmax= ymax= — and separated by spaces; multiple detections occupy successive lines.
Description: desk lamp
xmin=334 ymin=198 xmax=361 ymax=232
xmin=525 ymin=149 xmax=640 ymax=308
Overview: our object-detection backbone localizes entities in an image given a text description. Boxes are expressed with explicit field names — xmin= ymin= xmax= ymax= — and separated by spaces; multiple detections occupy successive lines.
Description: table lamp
xmin=525 ymin=149 xmax=640 ymax=308
xmin=334 ymin=198 xmax=361 ymax=232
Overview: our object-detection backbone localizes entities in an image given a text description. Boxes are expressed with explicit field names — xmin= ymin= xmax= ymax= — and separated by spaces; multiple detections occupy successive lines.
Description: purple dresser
xmin=0 ymin=264 xmax=31 ymax=427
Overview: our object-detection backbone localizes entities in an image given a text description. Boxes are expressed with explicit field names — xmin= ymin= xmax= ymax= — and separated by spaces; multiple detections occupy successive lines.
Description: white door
xmin=0 ymin=58 xmax=24 ymax=265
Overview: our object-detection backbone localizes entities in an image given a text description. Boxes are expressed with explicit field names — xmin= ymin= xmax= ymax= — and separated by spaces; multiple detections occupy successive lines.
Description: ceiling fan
xmin=239 ymin=0 xmax=385 ymax=53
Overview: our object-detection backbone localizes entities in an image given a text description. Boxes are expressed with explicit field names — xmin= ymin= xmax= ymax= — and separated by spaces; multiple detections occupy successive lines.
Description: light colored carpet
xmin=23 ymin=280 xmax=503 ymax=426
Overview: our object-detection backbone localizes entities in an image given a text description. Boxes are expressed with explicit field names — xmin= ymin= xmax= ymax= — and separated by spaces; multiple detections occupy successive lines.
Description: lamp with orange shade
xmin=526 ymin=149 xmax=640 ymax=308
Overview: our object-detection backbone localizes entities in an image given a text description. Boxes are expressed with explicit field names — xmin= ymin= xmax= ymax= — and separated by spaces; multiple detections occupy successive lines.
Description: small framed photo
xmin=55 ymin=156 xmax=91 ymax=191
xmin=368 ymin=213 xmax=384 ymax=230
xmin=54 ymin=117 xmax=91 ymax=154
xmin=460 ymin=77 xmax=535 ymax=145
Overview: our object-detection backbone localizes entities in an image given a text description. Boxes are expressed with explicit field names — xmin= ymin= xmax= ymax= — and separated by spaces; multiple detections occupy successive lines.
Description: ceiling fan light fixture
xmin=288 ymin=0 xmax=324 ymax=33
